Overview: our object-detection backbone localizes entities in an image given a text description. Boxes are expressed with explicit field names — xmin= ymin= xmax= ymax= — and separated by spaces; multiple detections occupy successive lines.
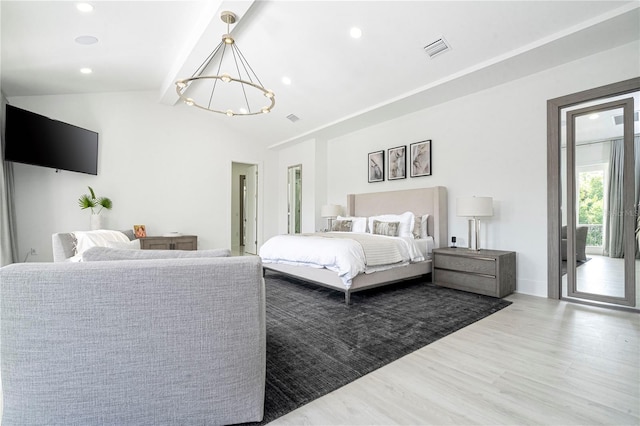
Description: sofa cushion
xmin=82 ymin=246 xmax=230 ymax=261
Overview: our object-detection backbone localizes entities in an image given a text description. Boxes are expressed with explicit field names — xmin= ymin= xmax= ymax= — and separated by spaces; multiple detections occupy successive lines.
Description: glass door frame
xmin=565 ymin=99 xmax=635 ymax=306
xmin=547 ymin=77 xmax=640 ymax=305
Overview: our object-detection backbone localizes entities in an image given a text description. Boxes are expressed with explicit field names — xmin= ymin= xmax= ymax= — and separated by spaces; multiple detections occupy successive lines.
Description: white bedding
xmin=414 ymin=236 xmax=435 ymax=259
xmin=259 ymin=232 xmax=426 ymax=289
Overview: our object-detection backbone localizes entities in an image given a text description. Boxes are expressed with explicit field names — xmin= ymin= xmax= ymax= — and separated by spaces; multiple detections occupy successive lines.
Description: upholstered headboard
xmin=346 ymin=186 xmax=448 ymax=249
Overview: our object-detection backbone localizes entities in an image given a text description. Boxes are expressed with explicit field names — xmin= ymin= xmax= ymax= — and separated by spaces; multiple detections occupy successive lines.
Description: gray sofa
xmin=0 ymin=251 xmax=265 ymax=425
xmin=561 ymin=225 xmax=589 ymax=262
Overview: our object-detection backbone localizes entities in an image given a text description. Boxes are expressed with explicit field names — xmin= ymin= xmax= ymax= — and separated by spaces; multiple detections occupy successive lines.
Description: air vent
xmin=286 ymin=114 xmax=300 ymax=123
xmin=423 ymin=37 xmax=451 ymax=59
xmin=612 ymin=111 xmax=639 ymax=125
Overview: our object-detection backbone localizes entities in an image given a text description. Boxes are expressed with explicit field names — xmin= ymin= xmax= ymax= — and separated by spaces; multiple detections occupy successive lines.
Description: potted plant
xmin=78 ymin=186 xmax=113 ymax=230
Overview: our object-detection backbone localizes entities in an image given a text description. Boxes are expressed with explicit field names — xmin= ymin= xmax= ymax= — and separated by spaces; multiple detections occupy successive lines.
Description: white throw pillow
xmin=368 ymin=212 xmax=415 ymax=238
xmin=336 ymin=216 xmax=368 ymax=233
xmin=74 ymin=230 xmax=131 ymax=255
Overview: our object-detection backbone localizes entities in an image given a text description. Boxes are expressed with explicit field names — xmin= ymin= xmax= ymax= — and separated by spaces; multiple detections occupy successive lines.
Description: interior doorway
xmin=547 ymin=78 xmax=639 ymax=310
xmin=231 ymin=162 xmax=258 ymax=255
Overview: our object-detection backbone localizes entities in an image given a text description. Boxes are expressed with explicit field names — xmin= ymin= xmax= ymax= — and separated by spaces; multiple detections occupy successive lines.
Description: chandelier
xmin=175 ymin=11 xmax=275 ymax=116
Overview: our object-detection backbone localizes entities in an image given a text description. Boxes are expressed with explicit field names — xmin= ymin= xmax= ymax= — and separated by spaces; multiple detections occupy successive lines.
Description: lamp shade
xmin=321 ymin=204 xmax=342 ymax=218
xmin=456 ymin=197 xmax=493 ymax=217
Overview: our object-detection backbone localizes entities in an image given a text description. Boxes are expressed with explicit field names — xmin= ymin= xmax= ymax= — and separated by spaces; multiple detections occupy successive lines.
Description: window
xmin=577 ymin=166 xmax=605 ymax=247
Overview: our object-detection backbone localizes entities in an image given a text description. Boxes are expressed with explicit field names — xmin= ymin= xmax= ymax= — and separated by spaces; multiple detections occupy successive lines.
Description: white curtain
xmin=604 ymin=136 xmax=640 ymax=258
xmin=1 ymin=93 xmax=19 ymax=265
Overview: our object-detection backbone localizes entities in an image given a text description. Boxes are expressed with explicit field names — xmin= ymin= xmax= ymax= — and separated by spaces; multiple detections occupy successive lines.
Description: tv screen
xmin=4 ymin=105 xmax=99 ymax=175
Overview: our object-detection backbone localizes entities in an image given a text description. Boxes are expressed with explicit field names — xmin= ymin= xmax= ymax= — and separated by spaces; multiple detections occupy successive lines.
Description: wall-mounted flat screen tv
xmin=4 ymin=104 xmax=99 ymax=175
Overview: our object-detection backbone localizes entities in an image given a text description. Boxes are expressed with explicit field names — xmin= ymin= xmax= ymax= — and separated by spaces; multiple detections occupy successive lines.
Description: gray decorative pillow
xmin=331 ymin=219 xmax=353 ymax=232
xmin=412 ymin=220 xmax=422 ymax=239
xmin=372 ymin=220 xmax=400 ymax=237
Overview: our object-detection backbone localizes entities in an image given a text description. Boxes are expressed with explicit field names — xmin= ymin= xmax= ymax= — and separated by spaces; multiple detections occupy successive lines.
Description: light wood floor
xmin=562 ymin=255 xmax=640 ymax=308
xmin=269 ymin=293 xmax=640 ymax=425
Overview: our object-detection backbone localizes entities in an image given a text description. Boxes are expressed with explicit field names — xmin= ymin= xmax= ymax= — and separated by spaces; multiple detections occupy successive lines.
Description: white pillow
xmin=368 ymin=212 xmax=415 ymax=238
xmin=74 ymin=230 xmax=131 ymax=255
xmin=336 ymin=216 xmax=367 ymax=233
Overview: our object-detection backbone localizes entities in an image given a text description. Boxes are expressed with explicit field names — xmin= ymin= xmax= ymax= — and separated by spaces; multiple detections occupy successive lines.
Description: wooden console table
xmin=432 ymin=247 xmax=516 ymax=298
xmin=139 ymin=235 xmax=197 ymax=251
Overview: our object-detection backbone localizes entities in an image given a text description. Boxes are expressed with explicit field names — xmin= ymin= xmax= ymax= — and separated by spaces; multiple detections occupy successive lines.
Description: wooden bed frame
xmin=263 ymin=186 xmax=448 ymax=304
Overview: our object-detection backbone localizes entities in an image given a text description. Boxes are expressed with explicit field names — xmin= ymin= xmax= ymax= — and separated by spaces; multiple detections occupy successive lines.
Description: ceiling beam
xmin=157 ymin=0 xmax=256 ymax=106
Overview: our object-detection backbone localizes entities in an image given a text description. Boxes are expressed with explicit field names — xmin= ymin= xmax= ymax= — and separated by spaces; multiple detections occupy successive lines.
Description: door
xmin=287 ymin=164 xmax=302 ymax=234
xmin=239 ymin=174 xmax=246 ymax=247
xmin=244 ymin=165 xmax=258 ymax=254
xmin=562 ymin=97 xmax=637 ymax=306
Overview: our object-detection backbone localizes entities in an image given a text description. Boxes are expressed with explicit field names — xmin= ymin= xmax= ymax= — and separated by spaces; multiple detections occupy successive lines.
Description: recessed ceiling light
xmin=80 ymin=68 xmax=93 ymax=74
xmin=76 ymin=3 xmax=94 ymax=13
xmin=75 ymin=35 xmax=99 ymax=45
xmin=282 ymin=76 xmax=292 ymax=85
xmin=589 ymin=113 xmax=600 ymax=120
xmin=350 ymin=27 xmax=362 ymax=39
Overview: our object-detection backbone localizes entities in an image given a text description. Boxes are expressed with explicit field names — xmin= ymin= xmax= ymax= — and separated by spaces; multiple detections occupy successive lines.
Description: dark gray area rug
xmin=242 ymin=271 xmax=512 ymax=425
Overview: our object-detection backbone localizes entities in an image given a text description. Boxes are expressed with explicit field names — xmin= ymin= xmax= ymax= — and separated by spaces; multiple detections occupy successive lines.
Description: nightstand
xmin=432 ymin=247 xmax=516 ymax=298
xmin=139 ymin=235 xmax=197 ymax=250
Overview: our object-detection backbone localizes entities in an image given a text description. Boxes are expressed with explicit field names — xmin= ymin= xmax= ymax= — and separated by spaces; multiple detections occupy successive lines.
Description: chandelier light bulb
xmin=176 ymin=81 xmax=187 ymax=89
xmin=226 ymin=110 xmax=234 ymax=117
xmin=221 ymin=74 xmax=232 ymax=83
xmin=261 ymin=107 xmax=271 ymax=114
xmin=185 ymin=98 xmax=194 ymax=106
xmin=76 ymin=3 xmax=94 ymax=13
xmin=265 ymin=91 xmax=274 ymax=99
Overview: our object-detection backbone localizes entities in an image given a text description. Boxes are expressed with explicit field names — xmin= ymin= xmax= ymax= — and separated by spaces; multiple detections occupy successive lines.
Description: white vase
xmin=90 ymin=214 xmax=103 ymax=230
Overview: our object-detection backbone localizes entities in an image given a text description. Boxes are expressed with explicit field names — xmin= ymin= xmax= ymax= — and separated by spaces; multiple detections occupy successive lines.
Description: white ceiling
xmin=2 ymin=1 xmax=639 ymax=148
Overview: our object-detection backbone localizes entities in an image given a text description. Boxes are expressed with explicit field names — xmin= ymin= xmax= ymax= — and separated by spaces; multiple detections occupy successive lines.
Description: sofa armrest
xmin=1 ymin=256 xmax=265 ymax=424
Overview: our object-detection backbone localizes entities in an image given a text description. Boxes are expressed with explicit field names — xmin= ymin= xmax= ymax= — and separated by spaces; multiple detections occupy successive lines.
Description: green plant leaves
xmin=78 ymin=186 xmax=112 ymax=214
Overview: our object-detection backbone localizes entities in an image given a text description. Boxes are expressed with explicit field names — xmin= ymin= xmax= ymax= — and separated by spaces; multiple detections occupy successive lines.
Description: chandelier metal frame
xmin=175 ymin=11 xmax=275 ymax=117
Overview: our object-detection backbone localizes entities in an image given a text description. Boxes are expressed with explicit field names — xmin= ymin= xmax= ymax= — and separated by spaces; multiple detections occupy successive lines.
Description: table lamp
xmin=456 ymin=196 xmax=493 ymax=251
xmin=321 ymin=204 xmax=342 ymax=231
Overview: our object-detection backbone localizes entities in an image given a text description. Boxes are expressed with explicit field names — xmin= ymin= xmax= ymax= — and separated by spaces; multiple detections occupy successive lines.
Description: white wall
xmin=9 ymin=91 xmax=271 ymax=261
xmin=320 ymin=41 xmax=639 ymax=297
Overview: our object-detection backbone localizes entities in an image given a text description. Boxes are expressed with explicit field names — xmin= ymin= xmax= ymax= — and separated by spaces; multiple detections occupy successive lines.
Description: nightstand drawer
xmin=434 ymin=253 xmax=496 ymax=276
xmin=433 ymin=269 xmax=497 ymax=296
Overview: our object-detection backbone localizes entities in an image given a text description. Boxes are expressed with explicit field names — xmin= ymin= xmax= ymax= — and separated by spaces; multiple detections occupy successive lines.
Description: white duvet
xmin=259 ymin=232 xmax=425 ymax=288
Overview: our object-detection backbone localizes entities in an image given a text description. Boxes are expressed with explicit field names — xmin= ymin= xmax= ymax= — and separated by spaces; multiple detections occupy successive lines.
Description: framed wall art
xmin=368 ymin=150 xmax=384 ymax=183
xmin=387 ymin=145 xmax=406 ymax=180
xmin=410 ymin=140 xmax=432 ymax=177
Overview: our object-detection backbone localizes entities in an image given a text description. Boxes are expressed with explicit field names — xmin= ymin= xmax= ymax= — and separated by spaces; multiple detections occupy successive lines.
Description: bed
xmin=261 ymin=186 xmax=448 ymax=304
